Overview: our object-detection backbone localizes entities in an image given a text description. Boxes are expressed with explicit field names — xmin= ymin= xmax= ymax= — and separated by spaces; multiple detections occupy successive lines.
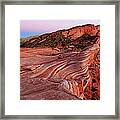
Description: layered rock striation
xmin=20 ymin=24 xmax=100 ymax=100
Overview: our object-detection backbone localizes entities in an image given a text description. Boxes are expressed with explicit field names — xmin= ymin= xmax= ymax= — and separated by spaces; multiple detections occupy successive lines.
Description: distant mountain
xmin=20 ymin=24 xmax=100 ymax=51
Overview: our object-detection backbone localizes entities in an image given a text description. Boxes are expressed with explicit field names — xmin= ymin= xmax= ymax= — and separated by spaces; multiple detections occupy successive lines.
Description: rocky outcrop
xmin=20 ymin=24 xmax=100 ymax=100
xmin=20 ymin=24 xmax=100 ymax=49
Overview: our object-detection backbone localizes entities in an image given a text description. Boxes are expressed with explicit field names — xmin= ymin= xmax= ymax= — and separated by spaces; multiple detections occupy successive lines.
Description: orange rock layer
xmin=20 ymin=24 xmax=100 ymax=100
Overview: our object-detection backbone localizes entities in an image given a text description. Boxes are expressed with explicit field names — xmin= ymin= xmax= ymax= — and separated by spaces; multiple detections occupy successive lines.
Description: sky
xmin=20 ymin=20 xmax=100 ymax=38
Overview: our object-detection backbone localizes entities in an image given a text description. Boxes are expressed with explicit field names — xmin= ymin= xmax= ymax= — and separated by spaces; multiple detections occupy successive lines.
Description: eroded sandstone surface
xmin=20 ymin=24 xmax=100 ymax=100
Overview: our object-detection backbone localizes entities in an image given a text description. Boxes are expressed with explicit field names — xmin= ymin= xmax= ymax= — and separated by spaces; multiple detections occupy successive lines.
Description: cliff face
xmin=20 ymin=24 xmax=100 ymax=100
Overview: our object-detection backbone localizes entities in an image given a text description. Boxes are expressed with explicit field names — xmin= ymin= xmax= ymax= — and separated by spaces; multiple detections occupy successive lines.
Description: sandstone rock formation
xmin=20 ymin=24 xmax=100 ymax=100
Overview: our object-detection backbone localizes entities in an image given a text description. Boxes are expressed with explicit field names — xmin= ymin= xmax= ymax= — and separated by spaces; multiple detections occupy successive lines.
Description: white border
xmin=5 ymin=5 xmax=115 ymax=115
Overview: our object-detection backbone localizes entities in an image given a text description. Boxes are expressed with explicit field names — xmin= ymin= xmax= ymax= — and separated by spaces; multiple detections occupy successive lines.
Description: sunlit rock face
xmin=20 ymin=24 xmax=100 ymax=100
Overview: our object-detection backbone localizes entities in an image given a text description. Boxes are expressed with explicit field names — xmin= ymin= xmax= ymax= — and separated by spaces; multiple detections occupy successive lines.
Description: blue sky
xmin=20 ymin=32 xmax=45 ymax=38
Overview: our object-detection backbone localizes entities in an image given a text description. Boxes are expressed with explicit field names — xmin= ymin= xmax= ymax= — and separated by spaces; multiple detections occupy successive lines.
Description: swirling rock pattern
xmin=20 ymin=24 xmax=100 ymax=100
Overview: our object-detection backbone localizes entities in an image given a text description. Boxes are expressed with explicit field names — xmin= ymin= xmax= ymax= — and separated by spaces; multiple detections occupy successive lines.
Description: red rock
xmin=20 ymin=24 xmax=100 ymax=100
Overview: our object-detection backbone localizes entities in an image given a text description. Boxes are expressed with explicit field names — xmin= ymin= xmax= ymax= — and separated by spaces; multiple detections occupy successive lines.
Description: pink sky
xmin=20 ymin=20 xmax=100 ymax=33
